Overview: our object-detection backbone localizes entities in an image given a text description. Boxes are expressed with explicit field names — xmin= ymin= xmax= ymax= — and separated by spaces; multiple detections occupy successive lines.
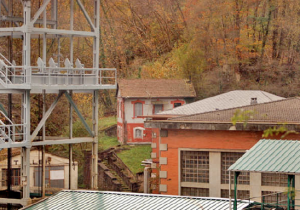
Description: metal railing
xmin=0 ymin=111 xmax=25 ymax=144
xmin=0 ymin=63 xmax=117 ymax=88
xmin=0 ymin=65 xmax=31 ymax=87
xmin=30 ymin=66 xmax=116 ymax=86
xmin=242 ymin=190 xmax=300 ymax=210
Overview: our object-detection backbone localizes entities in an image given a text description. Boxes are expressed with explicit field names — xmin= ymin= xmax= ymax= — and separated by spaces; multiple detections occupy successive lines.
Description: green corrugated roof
xmin=22 ymin=190 xmax=251 ymax=210
xmin=229 ymin=139 xmax=300 ymax=174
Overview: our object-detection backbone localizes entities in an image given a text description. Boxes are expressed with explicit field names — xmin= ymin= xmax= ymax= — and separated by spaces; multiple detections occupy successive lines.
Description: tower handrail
xmin=0 ymin=53 xmax=13 ymax=66
xmin=0 ymin=111 xmax=25 ymax=143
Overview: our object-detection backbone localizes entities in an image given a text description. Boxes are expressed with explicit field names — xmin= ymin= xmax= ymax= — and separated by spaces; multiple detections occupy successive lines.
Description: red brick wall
xmin=150 ymin=128 xmax=160 ymax=194
xmin=158 ymin=129 xmax=300 ymax=195
xmin=126 ymin=123 xmax=152 ymax=143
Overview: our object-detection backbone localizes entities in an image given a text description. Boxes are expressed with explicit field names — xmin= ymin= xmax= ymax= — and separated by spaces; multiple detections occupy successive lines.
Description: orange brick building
xmin=117 ymin=79 xmax=195 ymax=144
xmin=145 ymin=97 xmax=300 ymax=202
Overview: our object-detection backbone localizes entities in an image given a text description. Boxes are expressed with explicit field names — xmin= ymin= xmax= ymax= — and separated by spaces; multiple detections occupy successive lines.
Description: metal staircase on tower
xmin=0 ymin=0 xmax=116 ymax=207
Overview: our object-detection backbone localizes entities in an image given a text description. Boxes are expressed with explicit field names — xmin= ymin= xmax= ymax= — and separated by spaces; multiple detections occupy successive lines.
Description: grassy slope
xmin=99 ymin=134 xmax=151 ymax=174
xmin=98 ymin=116 xmax=117 ymax=130
xmin=99 ymin=135 xmax=120 ymax=150
xmin=117 ymin=145 xmax=151 ymax=174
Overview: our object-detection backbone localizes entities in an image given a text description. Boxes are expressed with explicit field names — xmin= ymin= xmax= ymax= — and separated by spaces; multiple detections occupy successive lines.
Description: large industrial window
xmin=181 ymin=151 xmax=209 ymax=183
xmin=261 ymin=173 xmax=288 ymax=187
xmin=181 ymin=187 xmax=209 ymax=197
xmin=34 ymin=166 xmax=64 ymax=188
xmin=262 ymin=191 xmax=290 ymax=207
xmin=221 ymin=152 xmax=250 ymax=185
xmin=221 ymin=189 xmax=250 ymax=200
xmin=134 ymin=102 xmax=143 ymax=117
xmin=2 ymin=168 xmax=20 ymax=187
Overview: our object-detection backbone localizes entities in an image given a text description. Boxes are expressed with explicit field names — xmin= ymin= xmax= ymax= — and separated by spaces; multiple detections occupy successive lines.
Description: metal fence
xmin=0 ymin=64 xmax=117 ymax=88
xmin=0 ymin=111 xmax=25 ymax=144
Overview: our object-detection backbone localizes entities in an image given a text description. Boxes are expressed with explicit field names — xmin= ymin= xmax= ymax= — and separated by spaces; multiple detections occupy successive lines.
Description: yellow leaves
xmin=231 ymin=109 xmax=255 ymax=127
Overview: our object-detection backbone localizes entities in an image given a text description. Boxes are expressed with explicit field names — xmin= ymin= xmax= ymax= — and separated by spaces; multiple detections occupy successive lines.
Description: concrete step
xmin=101 ymin=160 xmax=132 ymax=192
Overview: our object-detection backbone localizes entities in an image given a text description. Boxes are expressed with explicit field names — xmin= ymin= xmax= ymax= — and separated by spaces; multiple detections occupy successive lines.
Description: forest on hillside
xmin=96 ymin=0 xmax=300 ymax=98
xmin=2 ymin=0 xmax=300 ymax=103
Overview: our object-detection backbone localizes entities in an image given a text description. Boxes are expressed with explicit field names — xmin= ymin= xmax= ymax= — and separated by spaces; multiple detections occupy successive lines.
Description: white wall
xmin=0 ymin=150 xmax=78 ymax=190
xmin=123 ymin=98 xmax=186 ymax=124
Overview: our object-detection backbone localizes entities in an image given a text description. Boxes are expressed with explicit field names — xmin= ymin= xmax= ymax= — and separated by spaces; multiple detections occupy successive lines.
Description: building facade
xmin=145 ymin=97 xmax=300 ymax=203
xmin=0 ymin=150 xmax=78 ymax=194
xmin=117 ymin=79 xmax=196 ymax=144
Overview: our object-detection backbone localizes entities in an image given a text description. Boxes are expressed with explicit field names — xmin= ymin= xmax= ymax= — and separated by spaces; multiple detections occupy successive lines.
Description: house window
xmin=2 ymin=168 xmax=20 ymax=186
xmin=221 ymin=152 xmax=250 ymax=185
xmin=134 ymin=102 xmax=143 ymax=117
xmin=174 ymin=103 xmax=182 ymax=108
xmin=221 ymin=189 xmax=250 ymax=200
xmin=181 ymin=151 xmax=209 ymax=183
xmin=181 ymin=187 xmax=209 ymax=197
xmin=153 ymin=104 xmax=163 ymax=114
xmin=34 ymin=166 xmax=64 ymax=188
xmin=261 ymin=173 xmax=288 ymax=187
xmin=171 ymin=100 xmax=185 ymax=108
xmin=134 ymin=127 xmax=144 ymax=139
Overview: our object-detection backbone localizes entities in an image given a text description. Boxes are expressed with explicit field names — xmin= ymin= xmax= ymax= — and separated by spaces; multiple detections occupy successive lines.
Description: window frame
xmin=171 ymin=100 xmax=185 ymax=108
xmin=2 ymin=168 xmax=21 ymax=187
xmin=134 ymin=127 xmax=145 ymax=139
xmin=131 ymin=100 xmax=145 ymax=118
xmin=221 ymin=152 xmax=250 ymax=185
xmin=180 ymin=150 xmax=209 ymax=183
xmin=34 ymin=166 xmax=65 ymax=188
xmin=153 ymin=104 xmax=163 ymax=114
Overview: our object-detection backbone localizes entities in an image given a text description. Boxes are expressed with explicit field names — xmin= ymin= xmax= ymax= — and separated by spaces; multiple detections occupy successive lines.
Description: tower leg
xmin=22 ymin=88 xmax=31 ymax=205
xmin=21 ymin=147 xmax=31 ymax=205
xmin=91 ymin=90 xmax=98 ymax=189
xmin=69 ymin=91 xmax=73 ymax=189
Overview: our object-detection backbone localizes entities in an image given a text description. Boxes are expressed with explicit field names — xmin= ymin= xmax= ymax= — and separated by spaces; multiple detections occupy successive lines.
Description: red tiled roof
xmin=118 ymin=79 xmax=196 ymax=98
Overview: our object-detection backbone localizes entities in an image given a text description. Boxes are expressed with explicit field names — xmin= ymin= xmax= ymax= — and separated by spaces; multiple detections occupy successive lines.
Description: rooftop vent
xmin=250 ymin=97 xmax=257 ymax=105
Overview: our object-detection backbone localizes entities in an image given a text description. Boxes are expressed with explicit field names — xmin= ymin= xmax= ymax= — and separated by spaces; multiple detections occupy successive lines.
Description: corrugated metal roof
xmin=23 ymin=190 xmax=252 ymax=210
xmin=229 ymin=139 xmax=300 ymax=174
xmin=169 ymin=97 xmax=300 ymax=123
xmin=159 ymin=90 xmax=284 ymax=115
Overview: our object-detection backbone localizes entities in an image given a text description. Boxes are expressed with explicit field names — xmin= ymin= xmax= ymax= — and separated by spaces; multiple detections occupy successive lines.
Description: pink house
xmin=117 ymin=79 xmax=196 ymax=144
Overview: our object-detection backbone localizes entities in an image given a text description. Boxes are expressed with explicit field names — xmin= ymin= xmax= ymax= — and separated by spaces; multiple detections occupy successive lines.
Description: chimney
xmin=250 ymin=98 xmax=257 ymax=105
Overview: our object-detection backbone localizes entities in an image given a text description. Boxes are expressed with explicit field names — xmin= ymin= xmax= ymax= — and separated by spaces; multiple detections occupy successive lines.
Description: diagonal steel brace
xmin=64 ymin=91 xmax=94 ymax=137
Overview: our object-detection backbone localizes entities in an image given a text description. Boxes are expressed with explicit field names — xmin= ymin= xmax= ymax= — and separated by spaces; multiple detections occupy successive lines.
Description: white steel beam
xmin=0 ymin=198 xmax=28 ymax=206
xmin=0 ymin=16 xmax=56 ymax=25
xmin=21 ymin=147 xmax=31 ymax=204
xmin=31 ymin=0 xmax=51 ymax=25
xmin=32 ymin=28 xmax=97 ymax=37
xmin=0 ymin=142 xmax=30 ymax=149
xmin=0 ymin=27 xmax=23 ymax=32
xmin=32 ymin=137 xmax=94 ymax=146
xmin=76 ymin=0 xmax=96 ymax=31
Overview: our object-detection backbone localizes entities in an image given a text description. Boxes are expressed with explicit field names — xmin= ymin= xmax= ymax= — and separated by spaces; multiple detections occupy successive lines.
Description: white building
xmin=117 ymin=79 xmax=196 ymax=144
xmin=0 ymin=149 xmax=78 ymax=194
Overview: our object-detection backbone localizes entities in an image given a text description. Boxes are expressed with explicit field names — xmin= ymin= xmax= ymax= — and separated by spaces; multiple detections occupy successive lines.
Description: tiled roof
xmin=159 ymin=90 xmax=284 ymax=115
xmin=117 ymin=79 xmax=196 ymax=98
xmin=229 ymin=139 xmax=300 ymax=174
xmin=169 ymin=97 xmax=300 ymax=123
xmin=23 ymin=190 xmax=251 ymax=210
